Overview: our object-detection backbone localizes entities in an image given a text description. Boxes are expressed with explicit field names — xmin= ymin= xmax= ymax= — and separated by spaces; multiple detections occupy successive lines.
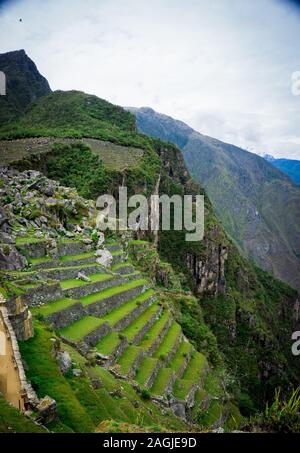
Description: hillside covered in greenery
xmin=0 ymin=51 xmax=300 ymax=433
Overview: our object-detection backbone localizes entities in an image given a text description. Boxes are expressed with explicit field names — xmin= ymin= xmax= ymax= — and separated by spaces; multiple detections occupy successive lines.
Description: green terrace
xmin=95 ymin=332 xmax=122 ymax=356
xmin=60 ymin=273 xmax=112 ymax=290
xmin=59 ymin=251 xmax=96 ymax=262
xmin=183 ymin=351 xmax=207 ymax=381
xmin=80 ymin=279 xmax=148 ymax=307
xmin=169 ymin=341 xmax=193 ymax=374
xmin=100 ymin=288 xmax=154 ymax=328
xmin=135 ymin=356 xmax=159 ymax=387
xmin=150 ymin=368 xmax=174 ymax=396
xmin=153 ymin=321 xmax=181 ymax=360
xmin=122 ymin=302 xmax=161 ymax=342
xmin=60 ymin=316 xmax=106 ymax=342
xmin=173 ymin=378 xmax=195 ymax=401
xmin=117 ymin=345 xmax=142 ymax=376
xmin=138 ymin=310 xmax=171 ymax=352
xmin=31 ymin=298 xmax=79 ymax=317
xmin=28 ymin=256 xmax=53 ymax=266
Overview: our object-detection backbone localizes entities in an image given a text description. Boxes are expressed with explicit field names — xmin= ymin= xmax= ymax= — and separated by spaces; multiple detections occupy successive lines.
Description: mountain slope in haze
xmin=264 ymin=154 xmax=300 ymax=186
xmin=0 ymin=49 xmax=51 ymax=124
xmin=129 ymin=107 xmax=300 ymax=293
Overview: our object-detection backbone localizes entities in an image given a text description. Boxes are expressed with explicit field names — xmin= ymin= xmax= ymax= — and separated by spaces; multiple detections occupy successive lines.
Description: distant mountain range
xmin=129 ymin=107 xmax=300 ymax=292
xmin=264 ymin=154 xmax=300 ymax=186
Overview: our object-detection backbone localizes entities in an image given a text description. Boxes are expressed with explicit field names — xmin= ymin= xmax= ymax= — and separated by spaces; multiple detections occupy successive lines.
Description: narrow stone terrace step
xmin=150 ymin=367 xmax=176 ymax=397
xmin=100 ymin=289 xmax=155 ymax=331
xmin=61 ymin=273 xmax=125 ymax=299
xmin=81 ymin=279 xmax=148 ymax=317
xmin=138 ymin=310 xmax=172 ymax=354
xmin=111 ymin=263 xmax=135 ymax=275
xmin=169 ymin=340 xmax=194 ymax=378
xmin=60 ymin=316 xmax=111 ymax=346
xmin=122 ymin=303 xmax=162 ymax=345
xmin=95 ymin=332 xmax=124 ymax=357
xmin=152 ymin=320 xmax=182 ymax=363
xmin=117 ymin=345 xmax=144 ymax=377
xmin=135 ymin=356 xmax=161 ymax=389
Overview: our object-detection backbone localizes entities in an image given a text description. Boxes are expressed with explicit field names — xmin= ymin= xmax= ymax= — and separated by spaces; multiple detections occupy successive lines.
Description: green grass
xmin=173 ymin=378 xmax=195 ymax=401
xmin=129 ymin=240 xmax=149 ymax=246
xmin=135 ymin=357 xmax=159 ymax=386
xmin=122 ymin=302 xmax=160 ymax=342
xmin=60 ymin=316 xmax=106 ymax=342
xmin=59 ymin=251 xmax=95 ymax=262
xmin=101 ymin=289 xmax=154 ymax=327
xmin=182 ymin=351 xmax=208 ymax=381
xmin=117 ymin=346 xmax=142 ymax=375
xmin=19 ymin=322 xmax=94 ymax=432
xmin=16 ymin=236 xmax=45 ymax=245
xmin=153 ymin=321 xmax=181 ymax=360
xmin=150 ymin=368 xmax=174 ymax=396
xmin=169 ymin=341 xmax=193 ymax=374
xmin=191 ymin=389 xmax=207 ymax=419
xmin=29 ymin=256 xmax=53 ymax=266
xmin=80 ymin=279 xmax=147 ymax=306
xmin=31 ymin=298 xmax=79 ymax=317
xmin=60 ymin=273 xmax=112 ymax=290
xmin=0 ymin=396 xmax=47 ymax=433
xmin=95 ymin=332 xmax=122 ymax=356
xmin=138 ymin=310 xmax=171 ymax=352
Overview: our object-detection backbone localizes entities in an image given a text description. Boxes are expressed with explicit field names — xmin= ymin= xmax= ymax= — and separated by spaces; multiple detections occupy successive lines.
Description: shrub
xmin=141 ymin=389 xmax=151 ymax=400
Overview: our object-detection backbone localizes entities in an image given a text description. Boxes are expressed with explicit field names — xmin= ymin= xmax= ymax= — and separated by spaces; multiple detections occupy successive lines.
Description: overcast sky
xmin=0 ymin=0 xmax=300 ymax=159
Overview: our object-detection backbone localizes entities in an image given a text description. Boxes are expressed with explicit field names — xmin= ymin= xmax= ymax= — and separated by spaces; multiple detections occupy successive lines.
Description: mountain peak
xmin=0 ymin=49 xmax=51 ymax=124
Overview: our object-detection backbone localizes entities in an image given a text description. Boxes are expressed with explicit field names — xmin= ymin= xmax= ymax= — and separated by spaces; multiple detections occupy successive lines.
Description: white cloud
xmin=0 ymin=0 xmax=300 ymax=159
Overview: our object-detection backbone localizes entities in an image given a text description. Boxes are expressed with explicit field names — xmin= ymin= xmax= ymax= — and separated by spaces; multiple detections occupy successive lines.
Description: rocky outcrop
xmin=186 ymin=243 xmax=227 ymax=296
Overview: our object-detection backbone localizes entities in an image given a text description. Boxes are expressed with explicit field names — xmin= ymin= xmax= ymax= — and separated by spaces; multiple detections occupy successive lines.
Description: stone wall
xmin=46 ymin=302 xmax=85 ymax=329
xmin=85 ymin=284 xmax=147 ymax=317
xmin=113 ymin=294 xmax=155 ymax=330
xmin=132 ymin=306 xmax=162 ymax=345
xmin=20 ymin=282 xmax=63 ymax=307
xmin=63 ymin=276 xmax=125 ymax=299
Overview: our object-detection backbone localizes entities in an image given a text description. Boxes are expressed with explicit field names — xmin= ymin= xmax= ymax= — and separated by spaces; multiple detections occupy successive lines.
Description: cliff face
xmin=0 ymin=49 xmax=51 ymax=124
xmin=129 ymin=106 xmax=300 ymax=294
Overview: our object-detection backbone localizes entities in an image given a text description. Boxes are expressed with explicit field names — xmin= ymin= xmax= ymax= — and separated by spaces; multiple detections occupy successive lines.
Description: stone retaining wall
xmin=144 ymin=360 xmax=162 ymax=389
xmin=176 ymin=342 xmax=194 ymax=378
xmin=39 ymin=264 xmax=103 ymax=280
xmin=57 ymin=241 xmax=90 ymax=256
xmin=63 ymin=276 xmax=125 ymax=299
xmin=83 ymin=321 xmax=111 ymax=347
xmin=165 ymin=331 xmax=183 ymax=364
xmin=21 ymin=282 xmax=63 ymax=306
xmin=85 ymin=284 xmax=147 ymax=317
xmin=148 ymin=314 xmax=172 ymax=355
xmin=16 ymin=241 xmax=47 ymax=258
xmin=113 ymin=264 xmax=135 ymax=275
xmin=132 ymin=306 xmax=162 ymax=345
xmin=113 ymin=294 xmax=155 ymax=331
xmin=46 ymin=302 xmax=85 ymax=329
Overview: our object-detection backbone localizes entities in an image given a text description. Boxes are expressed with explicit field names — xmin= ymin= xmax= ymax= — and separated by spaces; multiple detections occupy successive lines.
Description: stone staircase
xmin=5 ymin=235 xmax=209 ymax=419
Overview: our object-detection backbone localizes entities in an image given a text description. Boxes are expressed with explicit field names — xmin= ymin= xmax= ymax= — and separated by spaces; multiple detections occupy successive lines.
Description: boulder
xmin=95 ymin=249 xmax=113 ymax=267
xmin=36 ymin=396 xmax=57 ymax=424
xmin=77 ymin=272 xmax=91 ymax=282
xmin=0 ymin=244 xmax=27 ymax=270
xmin=57 ymin=350 xmax=72 ymax=374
